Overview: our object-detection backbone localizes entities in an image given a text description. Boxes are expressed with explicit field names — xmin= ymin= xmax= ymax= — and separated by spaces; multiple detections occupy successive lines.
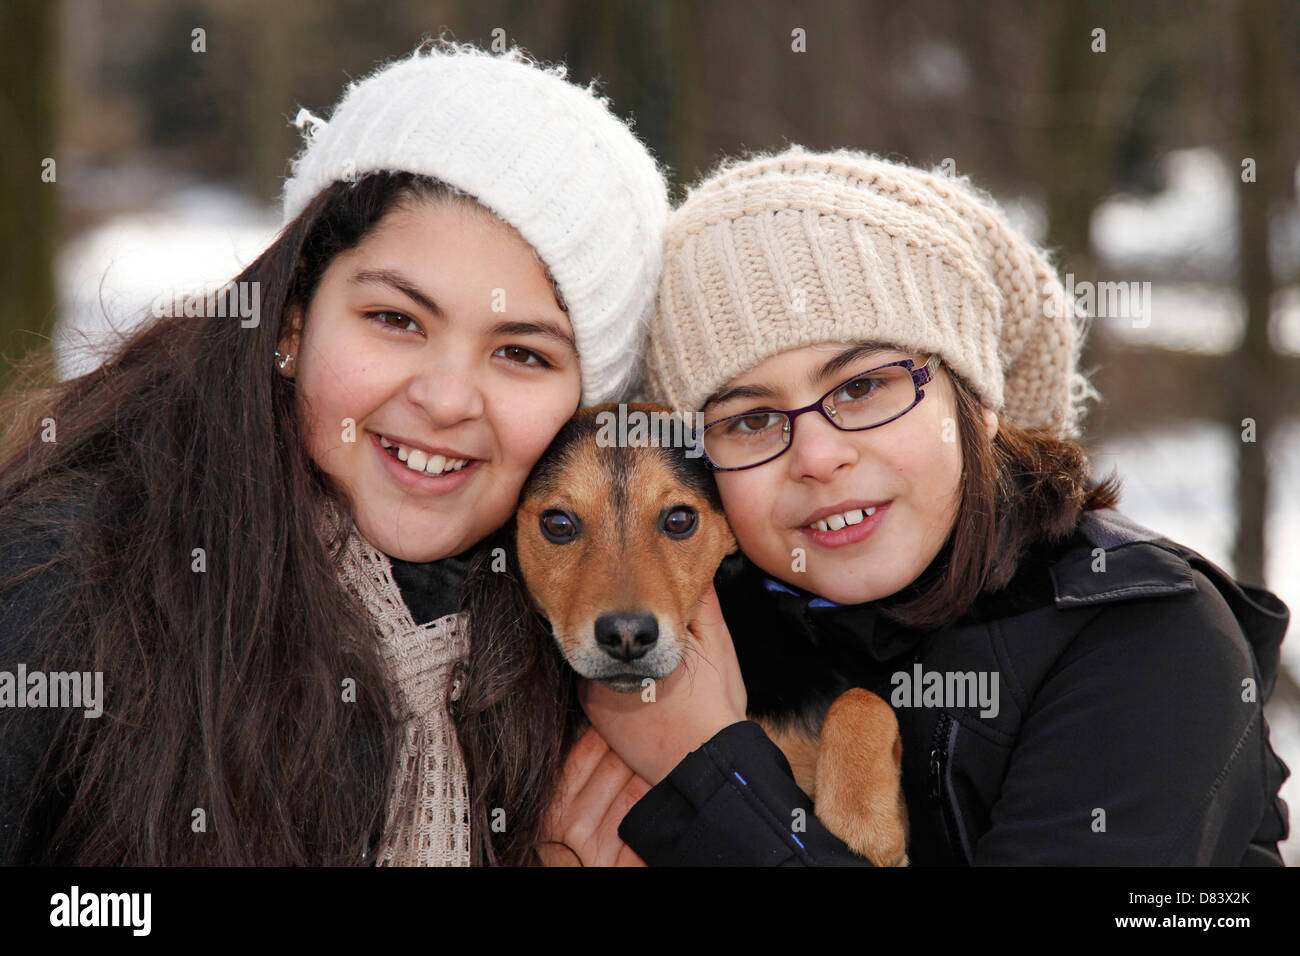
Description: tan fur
xmin=812 ymin=689 xmax=910 ymax=866
xmin=518 ymin=404 xmax=907 ymax=866
xmin=755 ymin=719 xmax=821 ymax=798
xmin=517 ymin=435 xmax=738 ymax=666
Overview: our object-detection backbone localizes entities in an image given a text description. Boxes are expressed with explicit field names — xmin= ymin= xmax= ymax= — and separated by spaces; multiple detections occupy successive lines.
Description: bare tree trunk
xmin=1042 ymin=0 xmax=1105 ymax=280
xmin=1231 ymin=0 xmax=1280 ymax=587
xmin=1040 ymin=0 xmax=1121 ymax=437
xmin=240 ymin=1 xmax=298 ymax=205
xmin=563 ymin=0 xmax=679 ymax=188
xmin=0 ymin=0 xmax=58 ymax=396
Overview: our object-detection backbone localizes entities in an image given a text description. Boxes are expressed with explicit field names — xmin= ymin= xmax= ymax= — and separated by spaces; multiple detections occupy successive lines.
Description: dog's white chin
xmin=561 ymin=636 xmax=683 ymax=690
xmin=600 ymin=676 xmax=653 ymax=694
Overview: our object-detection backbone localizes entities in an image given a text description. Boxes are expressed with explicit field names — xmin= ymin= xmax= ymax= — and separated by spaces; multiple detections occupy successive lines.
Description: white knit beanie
xmin=642 ymin=146 xmax=1098 ymax=439
xmin=281 ymin=41 xmax=670 ymax=406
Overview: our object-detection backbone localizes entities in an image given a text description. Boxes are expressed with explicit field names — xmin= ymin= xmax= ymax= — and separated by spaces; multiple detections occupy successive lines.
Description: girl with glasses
xmin=556 ymin=147 xmax=1290 ymax=866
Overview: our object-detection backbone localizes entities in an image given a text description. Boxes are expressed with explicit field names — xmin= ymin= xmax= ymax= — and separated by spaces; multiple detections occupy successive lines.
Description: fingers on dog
xmin=563 ymin=745 xmax=638 ymax=850
xmin=597 ymin=773 xmax=652 ymax=851
xmin=547 ymin=724 xmax=609 ymax=828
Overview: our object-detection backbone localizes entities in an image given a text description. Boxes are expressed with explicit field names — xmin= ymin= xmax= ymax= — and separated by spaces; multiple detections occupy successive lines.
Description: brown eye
xmin=724 ymin=412 xmax=782 ymax=436
xmin=368 ymin=311 xmax=420 ymax=332
xmin=495 ymin=345 xmax=549 ymax=367
xmin=835 ymin=375 xmax=884 ymax=402
xmin=540 ymin=509 xmax=581 ymax=543
xmin=662 ymin=506 xmax=698 ymax=539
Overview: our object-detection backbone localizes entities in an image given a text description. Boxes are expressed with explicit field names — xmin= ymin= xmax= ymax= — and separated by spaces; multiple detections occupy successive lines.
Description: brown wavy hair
xmin=0 ymin=171 xmax=474 ymax=864
xmin=451 ymin=366 xmax=1120 ymax=865
xmin=877 ymin=369 xmax=1121 ymax=630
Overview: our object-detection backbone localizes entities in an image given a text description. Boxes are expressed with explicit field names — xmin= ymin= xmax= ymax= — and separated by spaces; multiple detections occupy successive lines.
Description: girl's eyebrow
xmin=488 ymin=319 xmax=577 ymax=353
xmin=818 ymin=342 xmax=891 ymax=381
xmin=349 ymin=269 xmax=442 ymax=316
xmin=350 ymin=268 xmax=575 ymax=351
xmin=703 ymin=342 xmax=892 ymax=409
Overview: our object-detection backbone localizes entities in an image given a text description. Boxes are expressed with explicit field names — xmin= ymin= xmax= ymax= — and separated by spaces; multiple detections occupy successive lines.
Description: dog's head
xmin=515 ymin=403 xmax=737 ymax=692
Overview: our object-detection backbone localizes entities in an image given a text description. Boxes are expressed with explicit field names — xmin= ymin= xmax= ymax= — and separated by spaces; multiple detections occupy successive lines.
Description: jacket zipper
xmin=928 ymin=711 xmax=964 ymax=862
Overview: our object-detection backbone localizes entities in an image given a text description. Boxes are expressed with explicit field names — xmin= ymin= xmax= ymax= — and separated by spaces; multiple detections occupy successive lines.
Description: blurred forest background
xmin=1 ymin=0 xmax=1298 ymax=860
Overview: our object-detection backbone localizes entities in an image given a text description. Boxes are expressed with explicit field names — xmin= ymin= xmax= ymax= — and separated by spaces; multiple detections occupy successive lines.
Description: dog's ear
xmin=721 ymin=516 xmax=740 ymax=556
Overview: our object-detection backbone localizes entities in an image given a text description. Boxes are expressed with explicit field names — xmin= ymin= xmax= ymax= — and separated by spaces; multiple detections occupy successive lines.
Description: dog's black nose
xmin=594 ymin=611 xmax=659 ymax=661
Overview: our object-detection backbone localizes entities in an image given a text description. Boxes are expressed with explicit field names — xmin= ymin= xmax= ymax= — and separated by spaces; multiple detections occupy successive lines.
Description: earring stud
xmin=274 ymin=350 xmax=295 ymax=370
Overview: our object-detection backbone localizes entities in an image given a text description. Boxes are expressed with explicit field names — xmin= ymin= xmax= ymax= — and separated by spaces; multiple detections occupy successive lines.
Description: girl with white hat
xmin=0 ymin=40 xmax=667 ymax=866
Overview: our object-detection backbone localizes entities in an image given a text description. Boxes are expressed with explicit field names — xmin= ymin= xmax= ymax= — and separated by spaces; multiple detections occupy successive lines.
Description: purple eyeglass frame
xmin=700 ymin=354 xmax=942 ymax=471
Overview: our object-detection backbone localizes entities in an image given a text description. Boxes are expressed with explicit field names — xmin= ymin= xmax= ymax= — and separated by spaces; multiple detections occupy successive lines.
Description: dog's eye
xmin=540 ymin=509 xmax=581 ymax=543
xmin=662 ymin=506 xmax=698 ymax=539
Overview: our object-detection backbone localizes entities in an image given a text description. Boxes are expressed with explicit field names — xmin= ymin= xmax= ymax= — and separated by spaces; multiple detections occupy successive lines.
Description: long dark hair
xmin=0 ymin=171 xmax=471 ymax=864
xmin=453 ymin=519 xmax=583 ymax=867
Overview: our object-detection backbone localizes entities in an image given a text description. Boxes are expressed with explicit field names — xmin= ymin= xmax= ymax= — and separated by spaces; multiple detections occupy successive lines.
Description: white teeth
xmin=382 ymin=435 xmax=472 ymax=475
xmin=810 ymin=506 xmax=880 ymax=531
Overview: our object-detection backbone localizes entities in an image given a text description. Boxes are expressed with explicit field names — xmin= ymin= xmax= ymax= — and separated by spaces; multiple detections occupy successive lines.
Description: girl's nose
xmin=786 ymin=409 xmax=859 ymax=482
xmin=405 ymin=356 xmax=486 ymax=426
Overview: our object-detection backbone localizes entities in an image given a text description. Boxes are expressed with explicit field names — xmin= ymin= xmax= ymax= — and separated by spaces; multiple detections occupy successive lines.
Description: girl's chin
xmin=803 ymin=574 xmax=907 ymax=607
xmin=352 ymin=514 xmax=479 ymax=563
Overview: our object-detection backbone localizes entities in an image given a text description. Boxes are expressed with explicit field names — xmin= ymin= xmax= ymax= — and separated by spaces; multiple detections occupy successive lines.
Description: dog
xmin=459 ymin=403 xmax=908 ymax=866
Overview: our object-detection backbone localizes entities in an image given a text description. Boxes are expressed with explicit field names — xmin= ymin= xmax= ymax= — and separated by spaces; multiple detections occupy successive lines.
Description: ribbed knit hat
xmin=642 ymin=146 xmax=1097 ymax=438
xmin=281 ymin=41 xmax=670 ymax=406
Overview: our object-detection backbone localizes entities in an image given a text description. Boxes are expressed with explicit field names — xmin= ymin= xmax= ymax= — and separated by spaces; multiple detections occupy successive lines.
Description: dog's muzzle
xmin=561 ymin=613 xmax=684 ymax=693
xmin=593 ymin=611 xmax=659 ymax=662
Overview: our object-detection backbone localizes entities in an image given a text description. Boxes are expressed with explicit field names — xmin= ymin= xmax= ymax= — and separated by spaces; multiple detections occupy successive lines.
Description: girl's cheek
xmin=491 ymin=390 xmax=578 ymax=468
xmin=294 ymin=388 xmax=333 ymax=463
xmin=717 ymin=475 xmax=777 ymax=559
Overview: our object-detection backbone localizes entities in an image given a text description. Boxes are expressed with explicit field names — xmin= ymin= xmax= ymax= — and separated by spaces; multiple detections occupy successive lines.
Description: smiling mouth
xmin=377 ymin=435 xmax=476 ymax=477
xmin=805 ymin=505 xmax=879 ymax=532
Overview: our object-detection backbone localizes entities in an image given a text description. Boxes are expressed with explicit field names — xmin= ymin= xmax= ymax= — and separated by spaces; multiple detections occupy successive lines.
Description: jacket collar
xmin=740 ymin=559 xmax=933 ymax=663
xmin=737 ymin=508 xmax=1213 ymax=662
xmin=765 ymin=578 xmax=918 ymax=661
xmin=1048 ymin=508 xmax=1196 ymax=608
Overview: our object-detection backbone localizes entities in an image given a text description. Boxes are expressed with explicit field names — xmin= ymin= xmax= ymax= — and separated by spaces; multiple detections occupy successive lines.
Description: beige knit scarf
xmin=334 ymin=523 xmax=472 ymax=866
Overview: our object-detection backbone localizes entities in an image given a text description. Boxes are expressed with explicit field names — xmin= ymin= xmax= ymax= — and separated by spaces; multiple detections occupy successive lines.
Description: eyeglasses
xmin=700 ymin=355 xmax=942 ymax=471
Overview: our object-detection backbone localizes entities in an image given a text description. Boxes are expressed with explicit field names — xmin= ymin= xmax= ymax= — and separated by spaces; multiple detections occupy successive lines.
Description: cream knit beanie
xmin=642 ymin=146 xmax=1097 ymax=438
xmin=281 ymin=41 xmax=670 ymax=406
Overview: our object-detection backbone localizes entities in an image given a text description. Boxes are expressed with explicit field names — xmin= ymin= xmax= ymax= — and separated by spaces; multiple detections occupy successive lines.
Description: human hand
xmin=539 ymin=724 xmax=650 ymax=866
xmin=578 ymin=583 xmax=748 ymax=786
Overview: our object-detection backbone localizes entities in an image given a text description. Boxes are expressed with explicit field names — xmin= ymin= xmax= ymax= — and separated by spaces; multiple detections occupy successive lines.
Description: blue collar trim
xmin=762 ymin=575 xmax=843 ymax=608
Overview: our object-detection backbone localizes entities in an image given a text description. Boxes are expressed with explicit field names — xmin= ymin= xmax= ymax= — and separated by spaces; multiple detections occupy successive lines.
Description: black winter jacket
xmin=618 ymin=507 xmax=1292 ymax=866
